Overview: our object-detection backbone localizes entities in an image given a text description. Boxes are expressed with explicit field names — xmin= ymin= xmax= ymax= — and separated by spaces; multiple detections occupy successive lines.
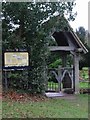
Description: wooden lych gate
xmin=46 ymin=29 xmax=88 ymax=94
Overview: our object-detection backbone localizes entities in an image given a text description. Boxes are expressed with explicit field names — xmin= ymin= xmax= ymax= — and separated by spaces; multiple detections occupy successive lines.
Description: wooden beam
xmin=48 ymin=46 xmax=74 ymax=51
xmin=74 ymin=53 xmax=79 ymax=94
xmin=61 ymin=54 xmax=67 ymax=67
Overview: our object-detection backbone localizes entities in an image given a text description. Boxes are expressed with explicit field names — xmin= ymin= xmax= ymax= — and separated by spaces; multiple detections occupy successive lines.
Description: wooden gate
xmin=46 ymin=67 xmax=74 ymax=92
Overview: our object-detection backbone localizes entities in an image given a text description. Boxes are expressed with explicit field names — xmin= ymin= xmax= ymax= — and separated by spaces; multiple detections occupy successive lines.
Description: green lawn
xmin=2 ymin=94 xmax=88 ymax=118
xmin=1 ymin=80 xmax=89 ymax=118
xmin=0 ymin=100 xmax=2 ymax=119
xmin=80 ymin=82 xmax=90 ymax=88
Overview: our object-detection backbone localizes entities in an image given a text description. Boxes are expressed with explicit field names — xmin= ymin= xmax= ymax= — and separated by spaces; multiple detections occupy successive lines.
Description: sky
xmin=70 ymin=0 xmax=89 ymax=31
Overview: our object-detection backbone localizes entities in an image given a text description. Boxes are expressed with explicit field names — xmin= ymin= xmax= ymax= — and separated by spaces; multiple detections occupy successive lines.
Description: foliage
xmin=2 ymin=2 xmax=76 ymax=93
xmin=79 ymin=67 xmax=89 ymax=80
xmin=48 ymin=54 xmax=73 ymax=69
xmin=76 ymin=27 xmax=86 ymax=44
xmin=76 ymin=27 xmax=90 ymax=68
xmin=2 ymin=70 xmax=29 ymax=90
xmin=80 ymin=82 xmax=89 ymax=88
xmin=79 ymin=45 xmax=90 ymax=68
xmin=8 ymin=71 xmax=28 ymax=90
xmin=49 ymin=59 xmax=62 ymax=68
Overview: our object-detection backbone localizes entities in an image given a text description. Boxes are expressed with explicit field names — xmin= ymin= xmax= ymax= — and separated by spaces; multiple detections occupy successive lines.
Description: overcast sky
xmin=70 ymin=0 xmax=89 ymax=31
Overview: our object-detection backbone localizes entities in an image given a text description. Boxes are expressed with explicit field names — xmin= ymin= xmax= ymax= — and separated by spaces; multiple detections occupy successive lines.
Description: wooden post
xmin=74 ymin=53 xmax=80 ymax=94
xmin=62 ymin=53 xmax=67 ymax=89
xmin=58 ymin=66 xmax=61 ymax=92
xmin=5 ymin=70 xmax=8 ymax=90
xmin=62 ymin=53 xmax=67 ymax=67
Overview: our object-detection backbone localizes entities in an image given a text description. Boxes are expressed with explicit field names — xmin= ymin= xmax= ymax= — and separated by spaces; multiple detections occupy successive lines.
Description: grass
xmin=0 ymin=100 xmax=2 ymax=119
xmin=2 ymin=94 xmax=88 ymax=118
xmin=2 ymin=71 xmax=89 ymax=118
xmin=80 ymin=82 xmax=90 ymax=88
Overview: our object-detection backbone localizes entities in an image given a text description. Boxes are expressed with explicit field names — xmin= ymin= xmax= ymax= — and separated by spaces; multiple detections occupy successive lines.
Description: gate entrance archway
xmin=46 ymin=29 xmax=88 ymax=94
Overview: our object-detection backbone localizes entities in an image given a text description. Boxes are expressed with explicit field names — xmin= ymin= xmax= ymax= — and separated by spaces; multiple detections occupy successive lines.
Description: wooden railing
xmin=47 ymin=67 xmax=74 ymax=92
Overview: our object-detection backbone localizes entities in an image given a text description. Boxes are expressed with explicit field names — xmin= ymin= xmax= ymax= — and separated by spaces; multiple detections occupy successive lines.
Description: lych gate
xmin=47 ymin=30 xmax=88 ymax=94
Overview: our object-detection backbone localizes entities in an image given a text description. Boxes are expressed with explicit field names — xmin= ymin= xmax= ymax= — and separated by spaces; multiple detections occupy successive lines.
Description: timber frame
xmin=47 ymin=16 xmax=88 ymax=94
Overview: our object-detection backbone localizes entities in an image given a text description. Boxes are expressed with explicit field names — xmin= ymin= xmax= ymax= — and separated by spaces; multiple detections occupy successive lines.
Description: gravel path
xmin=45 ymin=92 xmax=76 ymax=100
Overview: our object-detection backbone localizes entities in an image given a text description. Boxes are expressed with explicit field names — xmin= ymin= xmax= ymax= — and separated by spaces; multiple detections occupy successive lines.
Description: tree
xmin=76 ymin=26 xmax=86 ymax=44
xmin=2 ymin=2 xmax=76 ymax=93
xmin=76 ymin=27 xmax=90 ymax=68
xmin=76 ymin=27 xmax=90 ymax=83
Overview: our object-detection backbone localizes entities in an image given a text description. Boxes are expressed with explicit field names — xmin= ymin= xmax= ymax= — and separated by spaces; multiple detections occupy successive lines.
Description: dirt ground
xmin=1 ymin=90 xmax=79 ymax=102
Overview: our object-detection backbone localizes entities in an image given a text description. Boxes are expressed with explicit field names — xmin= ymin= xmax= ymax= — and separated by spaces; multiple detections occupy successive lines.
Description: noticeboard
xmin=4 ymin=52 xmax=29 ymax=69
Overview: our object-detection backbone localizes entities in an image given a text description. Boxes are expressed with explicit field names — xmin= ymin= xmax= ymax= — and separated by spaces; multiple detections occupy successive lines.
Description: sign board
xmin=4 ymin=52 xmax=29 ymax=68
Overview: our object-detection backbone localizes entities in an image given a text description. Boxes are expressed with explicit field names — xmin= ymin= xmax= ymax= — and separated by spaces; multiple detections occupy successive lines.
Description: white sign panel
xmin=4 ymin=52 xmax=29 ymax=67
